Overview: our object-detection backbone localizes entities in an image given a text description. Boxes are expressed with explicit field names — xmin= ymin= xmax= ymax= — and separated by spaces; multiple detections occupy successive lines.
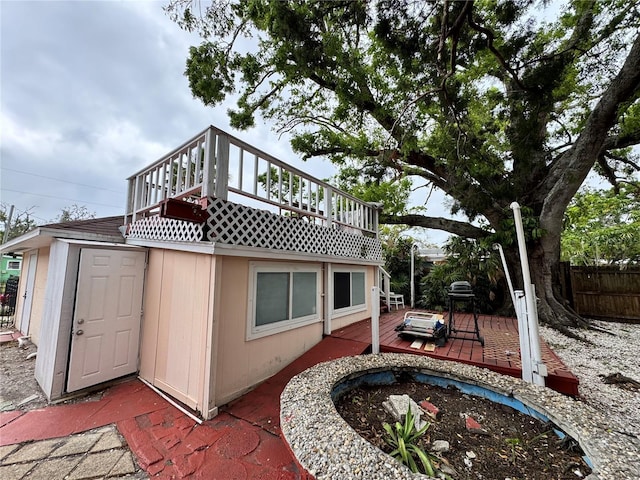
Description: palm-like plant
xmin=382 ymin=408 xmax=435 ymax=476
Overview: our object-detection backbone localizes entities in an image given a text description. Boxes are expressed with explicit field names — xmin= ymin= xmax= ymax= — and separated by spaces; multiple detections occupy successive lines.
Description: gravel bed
xmin=281 ymin=351 xmax=640 ymax=480
xmin=539 ymin=320 xmax=640 ymax=436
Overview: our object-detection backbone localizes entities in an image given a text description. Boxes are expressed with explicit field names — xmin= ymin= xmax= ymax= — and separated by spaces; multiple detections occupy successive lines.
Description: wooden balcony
xmin=330 ymin=308 xmax=580 ymax=396
xmin=123 ymin=126 xmax=383 ymax=262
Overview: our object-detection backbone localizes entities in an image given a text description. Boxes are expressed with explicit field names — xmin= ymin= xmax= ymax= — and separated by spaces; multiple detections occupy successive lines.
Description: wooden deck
xmin=330 ymin=308 xmax=579 ymax=396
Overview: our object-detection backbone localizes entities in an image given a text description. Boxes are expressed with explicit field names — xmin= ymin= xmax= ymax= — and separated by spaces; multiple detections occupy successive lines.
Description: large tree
xmin=168 ymin=0 xmax=640 ymax=328
xmin=1 ymin=204 xmax=37 ymax=243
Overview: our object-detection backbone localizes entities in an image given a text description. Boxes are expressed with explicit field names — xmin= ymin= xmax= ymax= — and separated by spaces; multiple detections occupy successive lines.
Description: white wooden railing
xmin=378 ymin=266 xmax=392 ymax=307
xmin=125 ymin=126 xmax=379 ymax=236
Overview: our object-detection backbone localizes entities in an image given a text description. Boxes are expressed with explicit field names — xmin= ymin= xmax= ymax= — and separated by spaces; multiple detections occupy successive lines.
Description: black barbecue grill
xmin=447 ymin=281 xmax=484 ymax=345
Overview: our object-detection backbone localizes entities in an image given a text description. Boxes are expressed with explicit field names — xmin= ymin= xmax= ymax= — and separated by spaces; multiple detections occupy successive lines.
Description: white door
xmin=67 ymin=248 xmax=146 ymax=392
xmin=19 ymin=252 xmax=38 ymax=335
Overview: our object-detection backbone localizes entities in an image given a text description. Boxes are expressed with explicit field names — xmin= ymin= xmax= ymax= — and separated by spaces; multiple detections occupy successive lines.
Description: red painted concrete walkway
xmin=1 ymin=322 xmax=578 ymax=478
xmin=0 ymin=337 xmax=367 ymax=479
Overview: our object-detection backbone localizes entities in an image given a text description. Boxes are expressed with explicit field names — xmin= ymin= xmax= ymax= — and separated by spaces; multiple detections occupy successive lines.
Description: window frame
xmin=247 ymin=262 xmax=322 ymax=341
xmin=7 ymin=261 xmax=21 ymax=270
xmin=331 ymin=266 xmax=368 ymax=317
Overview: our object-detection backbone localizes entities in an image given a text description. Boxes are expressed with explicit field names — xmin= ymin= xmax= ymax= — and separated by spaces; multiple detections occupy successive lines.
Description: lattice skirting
xmin=126 ymin=197 xmax=383 ymax=262
xmin=205 ymin=197 xmax=383 ymax=261
xmin=126 ymin=216 xmax=204 ymax=242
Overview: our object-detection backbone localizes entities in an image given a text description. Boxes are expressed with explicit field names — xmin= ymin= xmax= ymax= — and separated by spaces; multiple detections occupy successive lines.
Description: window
xmin=248 ymin=262 xmax=321 ymax=340
xmin=7 ymin=261 xmax=21 ymax=270
xmin=333 ymin=268 xmax=366 ymax=314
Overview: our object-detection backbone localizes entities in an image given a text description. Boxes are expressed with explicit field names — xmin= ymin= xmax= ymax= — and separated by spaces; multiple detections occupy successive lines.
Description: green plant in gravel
xmin=505 ymin=437 xmax=521 ymax=465
xmin=505 ymin=431 xmax=551 ymax=465
xmin=382 ymin=408 xmax=435 ymax=476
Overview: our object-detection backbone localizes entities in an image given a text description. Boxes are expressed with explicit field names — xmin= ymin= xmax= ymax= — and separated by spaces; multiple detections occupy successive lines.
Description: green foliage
xmin=168 ymin=0 xmax=640 ymax=324
xmin=168 ymin=0 xmax=639 ymax=232
xmin=382 ymin=408 xmax=435 ymax=476
xmin=419 ymin=237 xmax=505 ymax=313
xmin=257 ymin=166 xmax=324 ymax=207
xmin=1 ymin=204 xmax=38 ymax=242
xmin=55 ymin=204 xmax=96 ymax=223
xmin=333 ymin=166 xmax=415 ymax=217
xmin=382 ymin=236 xmax=427 ymax=302
xmin=561 ymin=185 xmax=640 ymax=265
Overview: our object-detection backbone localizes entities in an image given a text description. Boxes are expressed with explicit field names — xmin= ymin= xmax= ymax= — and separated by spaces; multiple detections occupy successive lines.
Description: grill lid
xmin=449 ymin=281 xmax=473 ymax=293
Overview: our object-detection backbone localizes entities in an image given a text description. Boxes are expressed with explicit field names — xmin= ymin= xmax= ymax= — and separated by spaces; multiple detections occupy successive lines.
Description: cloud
xmin=0 ymin=1 xmax=444 ymax=242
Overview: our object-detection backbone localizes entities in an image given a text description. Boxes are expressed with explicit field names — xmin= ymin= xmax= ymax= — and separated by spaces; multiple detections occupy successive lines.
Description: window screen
xmin=256 ymin=272 xmax=289 ymax=326
xmin=292 ymin=272 xmax=317 ymax=318
xmin=333 ymin=270 xmax=366 ymax=310
xmin=254 ymin=269 xmax=318 ymax=329
xmin=334 ymin=272 xmax=351 ymax=309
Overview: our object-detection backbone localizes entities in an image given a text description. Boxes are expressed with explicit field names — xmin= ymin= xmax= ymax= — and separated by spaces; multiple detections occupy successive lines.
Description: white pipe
xmin=496 ymin=242 xmax=534 ymax=383
xmin=371 ymin=286 xmax=380 ymax=354
xmin=410 ymin=244 xmax=416 ymax=308
xmin=510 ymin=202 xmax=545 ymax=386
xmin=138 ymin=377 xmax=203 ymax=425
xmin=494 ymin=243 xmax=517 ymax=308
xmin=515 ymin=290 xmax=533 ymax=383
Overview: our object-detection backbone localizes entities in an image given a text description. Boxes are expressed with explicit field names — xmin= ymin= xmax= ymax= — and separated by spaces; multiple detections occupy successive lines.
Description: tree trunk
xmin=527 ymin=235 xmax=590 ymax=330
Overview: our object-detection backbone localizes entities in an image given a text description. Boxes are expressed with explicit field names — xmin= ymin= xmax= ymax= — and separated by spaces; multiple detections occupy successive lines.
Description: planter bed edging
xmin=280 ymin=353 xmax=640 ymax=480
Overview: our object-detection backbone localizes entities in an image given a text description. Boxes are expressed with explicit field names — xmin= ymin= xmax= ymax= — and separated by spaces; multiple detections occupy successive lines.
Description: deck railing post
xmin=370 ymin=202 xmax=383 ymax=239
xmin=124 ymin=179 xmax=133 ymax=225
xmin=203 ymin=128 xmax=217 ymax=199
xmin=214 ymin=132 xmax=230 ymax=200
xmin=325 ymin=186 xmax=333 ymax=229
xmin=134 ymin=176 xmax=145 ymax=223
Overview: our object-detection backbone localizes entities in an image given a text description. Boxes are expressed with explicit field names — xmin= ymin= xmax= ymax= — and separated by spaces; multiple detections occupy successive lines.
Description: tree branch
xmin=601 ymin=126 xmax=640 ymax=151
xmin=380 ymin=213 xmax=488 ymax=239
xmin=541 ymin=32 xmax=640 ymax=233
xmin=596 ymin=154 xmax=620 ymax=191
xmin=465 ymin=7 xmax=527 ymax=91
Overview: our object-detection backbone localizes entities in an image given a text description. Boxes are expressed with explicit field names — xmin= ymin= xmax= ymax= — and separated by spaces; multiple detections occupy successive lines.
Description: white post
xmin=494 ymin=243 xmax=517 ymax=308
xmin=324 ymin=263 xmax=332 ymax=336
xmin=515 ymin=290 xmax=533 ymax=383
xmin=410 ymin=244 xmax=415 ymax=308
xmin=371 ymin=286 xmax=380 ymax=354
xmin=203 ymin=128 xmax=217 ymax=198
xmin=214 ymin=133 xmax=230 ymax=200
xmin=510 ymin=202 xmax=546 ymax=387
xmin=325 ymin=186 xmax=333 ymax=229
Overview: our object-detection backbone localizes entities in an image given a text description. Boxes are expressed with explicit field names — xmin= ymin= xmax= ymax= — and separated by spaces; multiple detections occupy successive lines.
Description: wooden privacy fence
xmin=563 ymin=265 xmax=640 ymax=322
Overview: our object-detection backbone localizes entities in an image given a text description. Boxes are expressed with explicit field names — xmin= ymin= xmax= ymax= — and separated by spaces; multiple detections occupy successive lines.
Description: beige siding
xmin=14 ymin=254 xmax=30 ymax=333
xmin=22 ymin=248 xmax=50 ymax=345
xmin=139 ymin=251 xmax=376 ymax=411
xmin=139 ymin=249 xmax=212 ymax=411
xmin=214 ymin=256 xmax=324 ymax=405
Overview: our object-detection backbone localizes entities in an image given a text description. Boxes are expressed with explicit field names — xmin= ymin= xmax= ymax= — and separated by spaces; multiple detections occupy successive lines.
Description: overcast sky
xmin=7 ymin=1 xmax=585 ymax=247
xmin=1 ymin=1 xmax=346 ymax=224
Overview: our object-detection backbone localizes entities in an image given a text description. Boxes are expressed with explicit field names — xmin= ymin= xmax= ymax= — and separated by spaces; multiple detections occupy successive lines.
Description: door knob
xmin=76 ymin=329 xmax=84 ymax=336
xmin=77 ymin=318 xmax=85 ymax=324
